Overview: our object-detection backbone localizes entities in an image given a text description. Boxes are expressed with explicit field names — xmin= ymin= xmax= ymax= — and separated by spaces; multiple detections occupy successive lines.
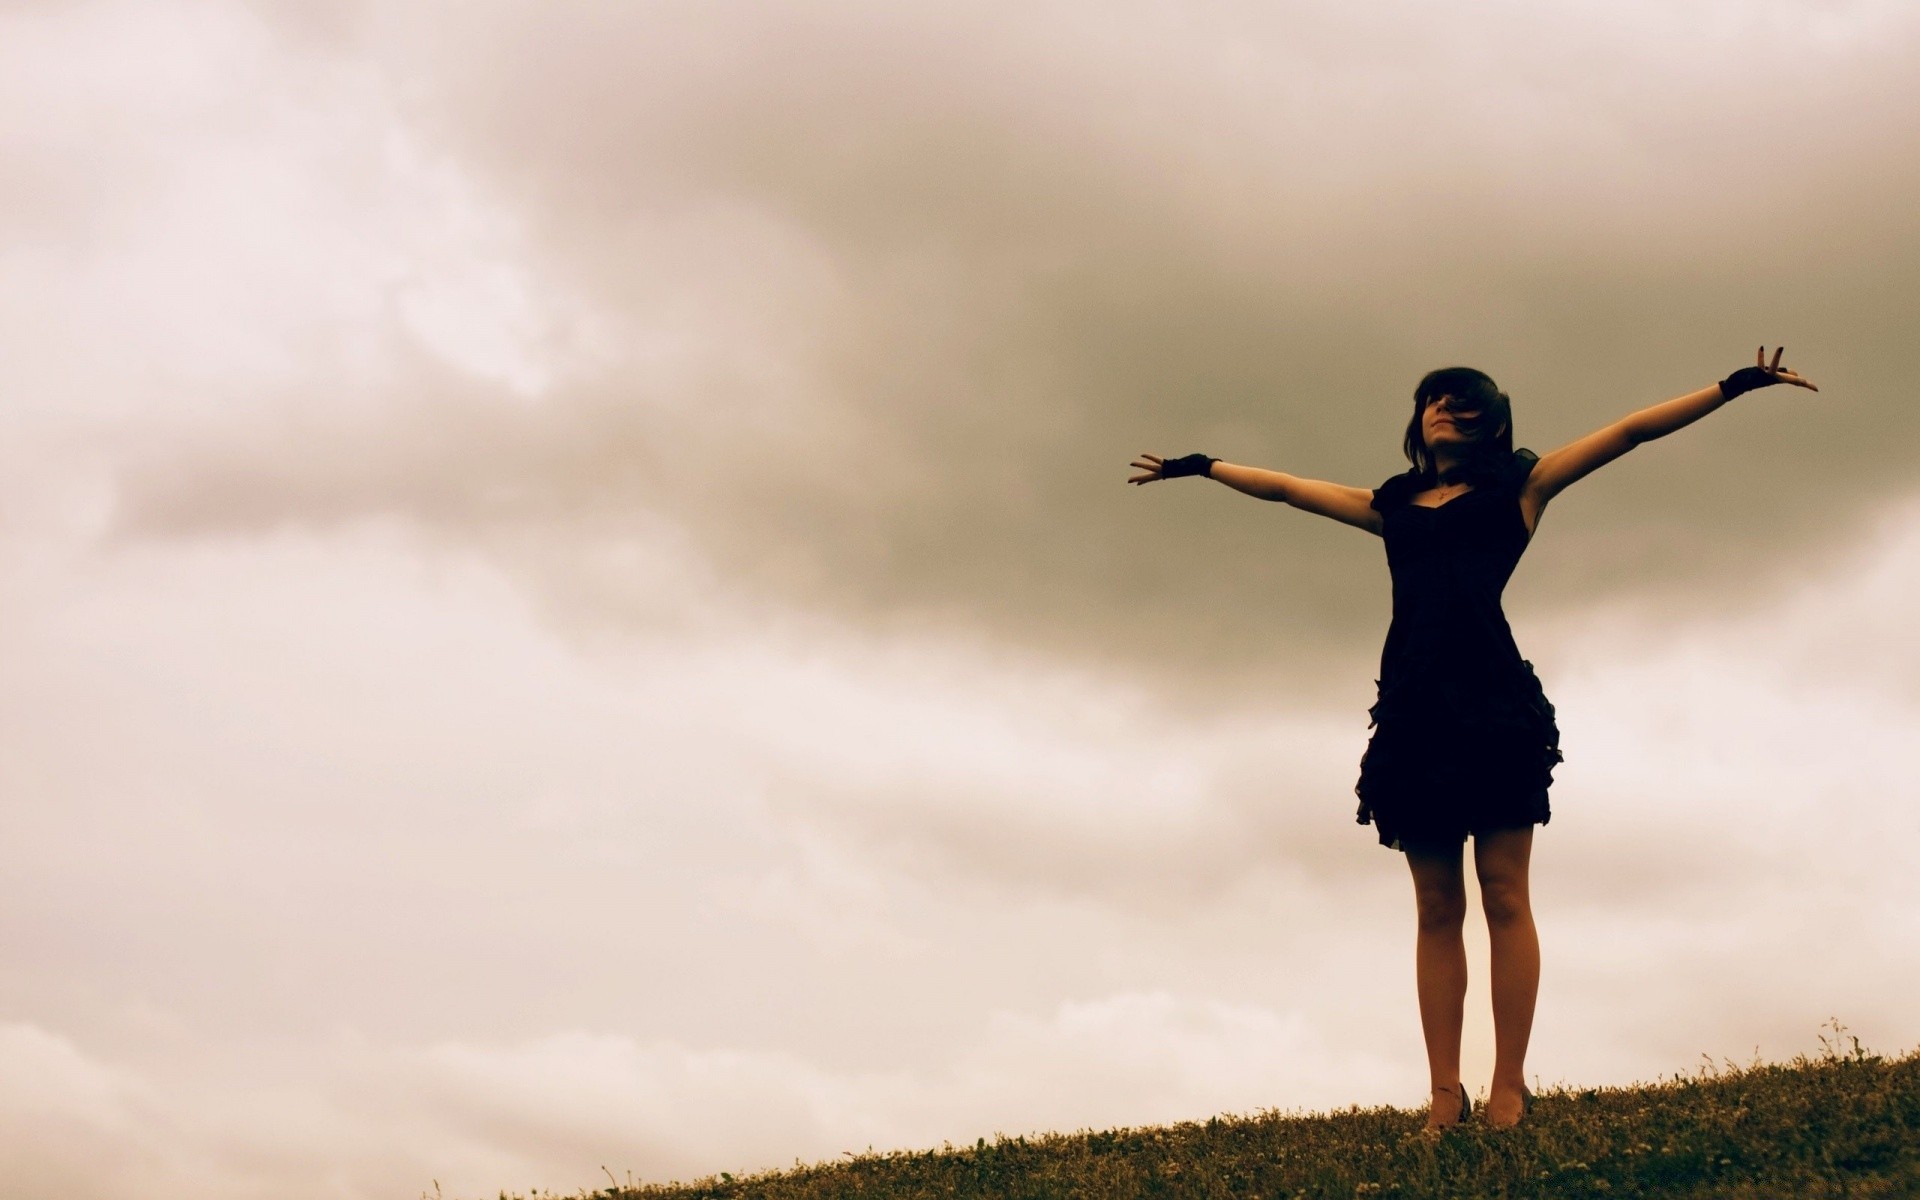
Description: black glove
xmin=1159 ymin=453 xmax=1218 ymax=479
xmin=1718 ymin=366 xmax=1779 ymax=402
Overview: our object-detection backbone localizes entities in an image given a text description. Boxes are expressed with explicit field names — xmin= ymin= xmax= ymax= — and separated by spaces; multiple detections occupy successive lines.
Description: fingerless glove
xmin=1159 ymin=453 xmax=1218 ymax=479
xmin=1718 ymin=366 xmax=1778 ymax=402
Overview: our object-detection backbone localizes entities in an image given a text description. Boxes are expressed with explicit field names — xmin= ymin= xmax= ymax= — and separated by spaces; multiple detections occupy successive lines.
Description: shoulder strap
xmin=1506 ymin=447 xmax=1540 ymax=491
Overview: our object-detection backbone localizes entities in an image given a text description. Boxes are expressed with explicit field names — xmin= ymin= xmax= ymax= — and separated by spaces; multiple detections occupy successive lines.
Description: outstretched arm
xmin=1521 ymin=346 xmax=1818 ymax=528
xmin=1128 ymin=453 xmax=1384 ymax=535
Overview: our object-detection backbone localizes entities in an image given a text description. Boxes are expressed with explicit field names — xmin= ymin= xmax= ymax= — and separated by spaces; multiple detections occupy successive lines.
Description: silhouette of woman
xmin=1126 ymin=347 xmax=1818 ymax=1135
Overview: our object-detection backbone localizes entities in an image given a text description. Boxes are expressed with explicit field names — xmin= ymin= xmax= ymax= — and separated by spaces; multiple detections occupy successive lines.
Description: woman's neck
xmin=1432 ymin=450 xmax=1471 ymax=484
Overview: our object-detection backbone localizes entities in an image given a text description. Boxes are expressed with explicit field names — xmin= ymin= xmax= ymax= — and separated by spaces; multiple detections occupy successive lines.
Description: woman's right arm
xmin=1211 ymin=463 xmax=1384 ymax=535
xmin=1130 ymin=454 xmax=1383 ymax=535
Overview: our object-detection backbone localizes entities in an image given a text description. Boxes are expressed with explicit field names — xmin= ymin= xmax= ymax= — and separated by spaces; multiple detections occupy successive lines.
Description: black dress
xmin=1354 ymin=448 xmax=1563 ymax=851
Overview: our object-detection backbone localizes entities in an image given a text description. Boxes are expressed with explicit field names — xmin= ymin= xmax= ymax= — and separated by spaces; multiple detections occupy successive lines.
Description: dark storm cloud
xmin=120 ymin=0 xmax=1920 ymax=706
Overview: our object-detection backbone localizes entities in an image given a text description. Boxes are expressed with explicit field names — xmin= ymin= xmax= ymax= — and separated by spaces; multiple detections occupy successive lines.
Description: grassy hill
xmin=480 ymin=1022 xmax=1920 ymax=1199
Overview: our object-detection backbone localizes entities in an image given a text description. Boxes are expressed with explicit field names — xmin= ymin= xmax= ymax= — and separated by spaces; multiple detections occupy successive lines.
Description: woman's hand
xmin=1127 ymin=453 xmax=1169 ymax=484
xmin=1721 ymin=345 xmax=1819 ymax=400
xmin=1128 ymin=452 xmax=1215 ymax=484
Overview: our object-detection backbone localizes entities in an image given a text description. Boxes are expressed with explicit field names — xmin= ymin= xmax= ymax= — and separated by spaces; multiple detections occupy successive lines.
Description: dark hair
xmin=1403 ymin=366 xmax=1513 ymax=482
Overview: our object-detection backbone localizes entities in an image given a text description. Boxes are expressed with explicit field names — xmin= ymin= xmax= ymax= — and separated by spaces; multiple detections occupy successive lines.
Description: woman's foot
xmin=1482 ymin=1082 xmax=1532 ymax=1130
xmin=1421 ymin=1083 xmax=1470 ymax=1136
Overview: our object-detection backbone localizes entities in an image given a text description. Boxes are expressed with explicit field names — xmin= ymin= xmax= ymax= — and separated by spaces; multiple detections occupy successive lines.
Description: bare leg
xmin=1405 ymin=841 xmax=1468 ymax=1129
xmin=1474 ymin=825 xmax=1538 ymax=1128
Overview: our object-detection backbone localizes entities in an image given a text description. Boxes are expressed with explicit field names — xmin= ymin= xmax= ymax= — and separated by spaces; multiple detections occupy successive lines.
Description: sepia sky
xmin=3 ymin=1 xmax=1918 ymax=1197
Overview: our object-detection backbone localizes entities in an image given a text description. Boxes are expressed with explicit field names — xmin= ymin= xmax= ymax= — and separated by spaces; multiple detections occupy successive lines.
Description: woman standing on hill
xmin=1126 ymin=348 xmax=1818 ymax=1135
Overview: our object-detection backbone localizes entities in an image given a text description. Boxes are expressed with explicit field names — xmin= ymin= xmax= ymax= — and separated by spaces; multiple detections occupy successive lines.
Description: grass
xmin=466 ymin=1021 xmax=1920 ymax=1200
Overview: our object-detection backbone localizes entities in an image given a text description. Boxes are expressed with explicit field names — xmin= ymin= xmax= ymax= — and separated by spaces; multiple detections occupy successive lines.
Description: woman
xmin=1125 ymin=347 xmax=1818 ymax=1135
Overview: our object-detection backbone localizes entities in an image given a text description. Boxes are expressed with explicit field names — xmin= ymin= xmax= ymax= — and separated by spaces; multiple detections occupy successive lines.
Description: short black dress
xmin=1354 ymin=448 xmax=1563 ymax=852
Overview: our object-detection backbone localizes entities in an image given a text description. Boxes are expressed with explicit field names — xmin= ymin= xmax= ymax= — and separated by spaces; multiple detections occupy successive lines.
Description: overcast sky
xmin=4 ymin=1 xmax=1918 ymax=1197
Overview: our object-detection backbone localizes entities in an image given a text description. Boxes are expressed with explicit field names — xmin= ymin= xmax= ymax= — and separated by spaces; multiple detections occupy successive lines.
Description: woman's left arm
xmin=1522 ymin=346 xmax=1819 ymax=527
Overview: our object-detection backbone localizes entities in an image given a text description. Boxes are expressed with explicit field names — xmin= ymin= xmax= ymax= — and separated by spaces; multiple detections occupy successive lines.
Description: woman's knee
xmin=1406 ymin=844 xmax=1467 ymax=930
xmin=1473 ymin=826 xmax=1534 ymax=925
xmin=1414 ymin=885 xmax=1468 ymax=931
xmin=1478 ymin=878 xmax=1531 ymax=926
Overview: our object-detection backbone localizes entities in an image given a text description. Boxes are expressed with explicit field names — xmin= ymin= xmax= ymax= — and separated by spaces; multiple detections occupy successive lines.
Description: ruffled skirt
xmin=1354 ymin=660 xmax=1563 ymax=851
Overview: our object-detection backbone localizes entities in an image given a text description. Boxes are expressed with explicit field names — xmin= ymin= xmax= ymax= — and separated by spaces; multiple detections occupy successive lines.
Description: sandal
xmin=1421 ymin=1083 xmax=1470 ymax=1136
xmin=1483 ymin=1084 xmax=1533 ymax=1130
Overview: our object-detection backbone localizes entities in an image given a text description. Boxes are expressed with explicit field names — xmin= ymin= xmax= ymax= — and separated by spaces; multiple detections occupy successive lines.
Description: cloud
xmin=7 ymin=379 xmax=1920 ymax=1200
xmin=0 ymin=1024 xmax=174 ymax=1200
xmin=753 ymin=667 xmax=1374 ymax=908
xmin=0 ymin=996 xmax=1406 ymax=1200
xmin=6 ymin=6 xmax=1920 ymax=1199
xmin=54 ymin=0 xmax=1912 ymax=707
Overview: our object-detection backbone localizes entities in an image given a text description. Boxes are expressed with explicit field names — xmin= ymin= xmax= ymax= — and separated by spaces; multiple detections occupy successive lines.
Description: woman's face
xmin=1421 ymin=393 xmax=1505 ymax=450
